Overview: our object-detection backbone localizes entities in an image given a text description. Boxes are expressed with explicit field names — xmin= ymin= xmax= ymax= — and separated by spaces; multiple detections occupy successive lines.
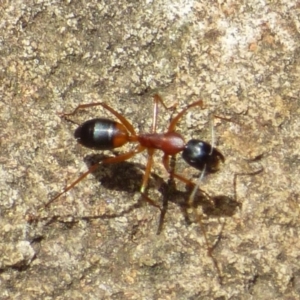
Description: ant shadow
xmin=83 ymin=153 xmax=146 ymax=194
xmin=39 ymin=153 xmax=247 ymax=237
xmin=82 ymin=153 xmax=243 ymax=284
xmin=35 ymin=153 xmax=255 ymax=284
xmin=78 ymin=153 xmax=240 ymax=232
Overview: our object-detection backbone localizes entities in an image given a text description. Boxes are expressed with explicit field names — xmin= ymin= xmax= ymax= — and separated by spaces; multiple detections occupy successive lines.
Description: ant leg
xmin=151 ymin=95 xmax=159 ymax=133
xmin=45 ymin=163 xmax=100 ymax=208
xmin=137 ymin=94 xmax=173 ymax=217
xmin=45 ymin=145 xmax=145 ymax=208
xmin=141 ymin=96 xmax=159 ymax=192
xmin=132 ymin=96 xmax=162 ymax=209
xmin=162 ymin=154 xmax=209 ymax=193
xmin=189 ymin=114 xmax=216 ymax=204
xmin=139 ymin=148 xmax=162 ymax=210
xmin=162 ymin=154 xmax=223 ymax=281
xmin=153 ymin=94 xmax=173 ymax=110
xmin=152 ymin=94 xmax=204 ymax=133
xmin=60 ymin=102 xmax=137 ymax=136
xmin=189 ymin=113 xmax=258 ymax=205
xmin=156 ymin=155 xmax=177 ymax=234
xmin=151 ymin=94 xmax=179 ymax=132
xmin=168 ymin=99 xmax=204 ymax=132
xmin=140 ymin=149 xmax=154 ymax=194
xmin=189 ymin=114 xmax=224 ymax=282
xmin=153 ymin=94 xmax=180 ymax=111
xmin=159 ymin=152 xmax=206 ymax=233
xmin=210 ymin=114 xmax=216 ymax=151
xmin=188 ymin=165 xmax=207 ymax=206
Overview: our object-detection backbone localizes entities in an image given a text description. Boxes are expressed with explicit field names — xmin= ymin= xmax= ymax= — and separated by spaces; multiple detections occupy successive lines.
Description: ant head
xmin=182 ymin=139 xmax=225 ymax=173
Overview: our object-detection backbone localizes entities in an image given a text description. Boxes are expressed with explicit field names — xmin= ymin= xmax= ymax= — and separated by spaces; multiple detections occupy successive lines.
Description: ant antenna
xmin=188 ymin=114 xmax=215 ymax=204
xmin=187 ymin=114 xmax=224 ymax=283
xmin=209 ymin=114 xmax=215 ymax=154
xmin=188 ymin=164 xmax=206 ymax=206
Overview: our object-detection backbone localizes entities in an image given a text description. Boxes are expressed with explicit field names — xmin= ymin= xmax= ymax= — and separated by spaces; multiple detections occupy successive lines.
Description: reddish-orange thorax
xmin=138 ymin=132 xmax=185 ymax=155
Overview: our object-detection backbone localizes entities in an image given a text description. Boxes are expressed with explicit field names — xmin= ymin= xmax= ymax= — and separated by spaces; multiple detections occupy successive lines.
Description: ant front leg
xmin=162 ymin=154 xmax=209 ymax=193
xmin=157 ymin=154 xmax=210 ymax=232
xmin=166 ymin=104 xmax=227 ymax=282
xmin=161 ymin=153 xmax=224 ymax=282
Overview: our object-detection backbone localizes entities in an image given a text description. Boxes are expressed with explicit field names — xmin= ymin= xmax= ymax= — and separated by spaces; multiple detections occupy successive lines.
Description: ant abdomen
xmin=74 ymin=118 xmax=129 ymax=150
xmin=182 ymin=139 xmax=225 ymax=173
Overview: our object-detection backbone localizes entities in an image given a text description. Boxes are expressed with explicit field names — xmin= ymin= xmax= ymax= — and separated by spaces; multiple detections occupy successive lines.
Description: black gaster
xmin=182 ymin=139 xmax=224 ymax=173
xmin=74 ymin=118 xmax=116 ymax=150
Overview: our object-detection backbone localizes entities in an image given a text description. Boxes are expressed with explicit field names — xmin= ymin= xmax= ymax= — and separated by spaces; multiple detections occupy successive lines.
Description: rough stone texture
xmin=0 ymin=0 xmax=299 ymax=299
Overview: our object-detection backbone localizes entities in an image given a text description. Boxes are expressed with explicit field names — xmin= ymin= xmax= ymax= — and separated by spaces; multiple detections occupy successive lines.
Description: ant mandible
xmin=46 ymin=94 xmax=224 ymax=214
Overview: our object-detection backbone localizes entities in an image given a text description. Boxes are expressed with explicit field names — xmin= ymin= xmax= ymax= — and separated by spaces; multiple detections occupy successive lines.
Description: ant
xmin=46 ymin=94 xmax=224 ymax=212
xmin=41 ymin=94 xmax=263 ymax=284
xmin=42 ymin=94 xmax=262 ymax=284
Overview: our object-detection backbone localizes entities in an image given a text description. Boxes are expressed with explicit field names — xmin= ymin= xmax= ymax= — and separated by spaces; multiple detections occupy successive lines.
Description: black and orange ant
xmin=46 ymin=93 xmax=224 ymax=258
xmin=46 ymin=94 xmax=225 ymax=213
xmin=41 ymin=94 xmax=265 ymax=284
